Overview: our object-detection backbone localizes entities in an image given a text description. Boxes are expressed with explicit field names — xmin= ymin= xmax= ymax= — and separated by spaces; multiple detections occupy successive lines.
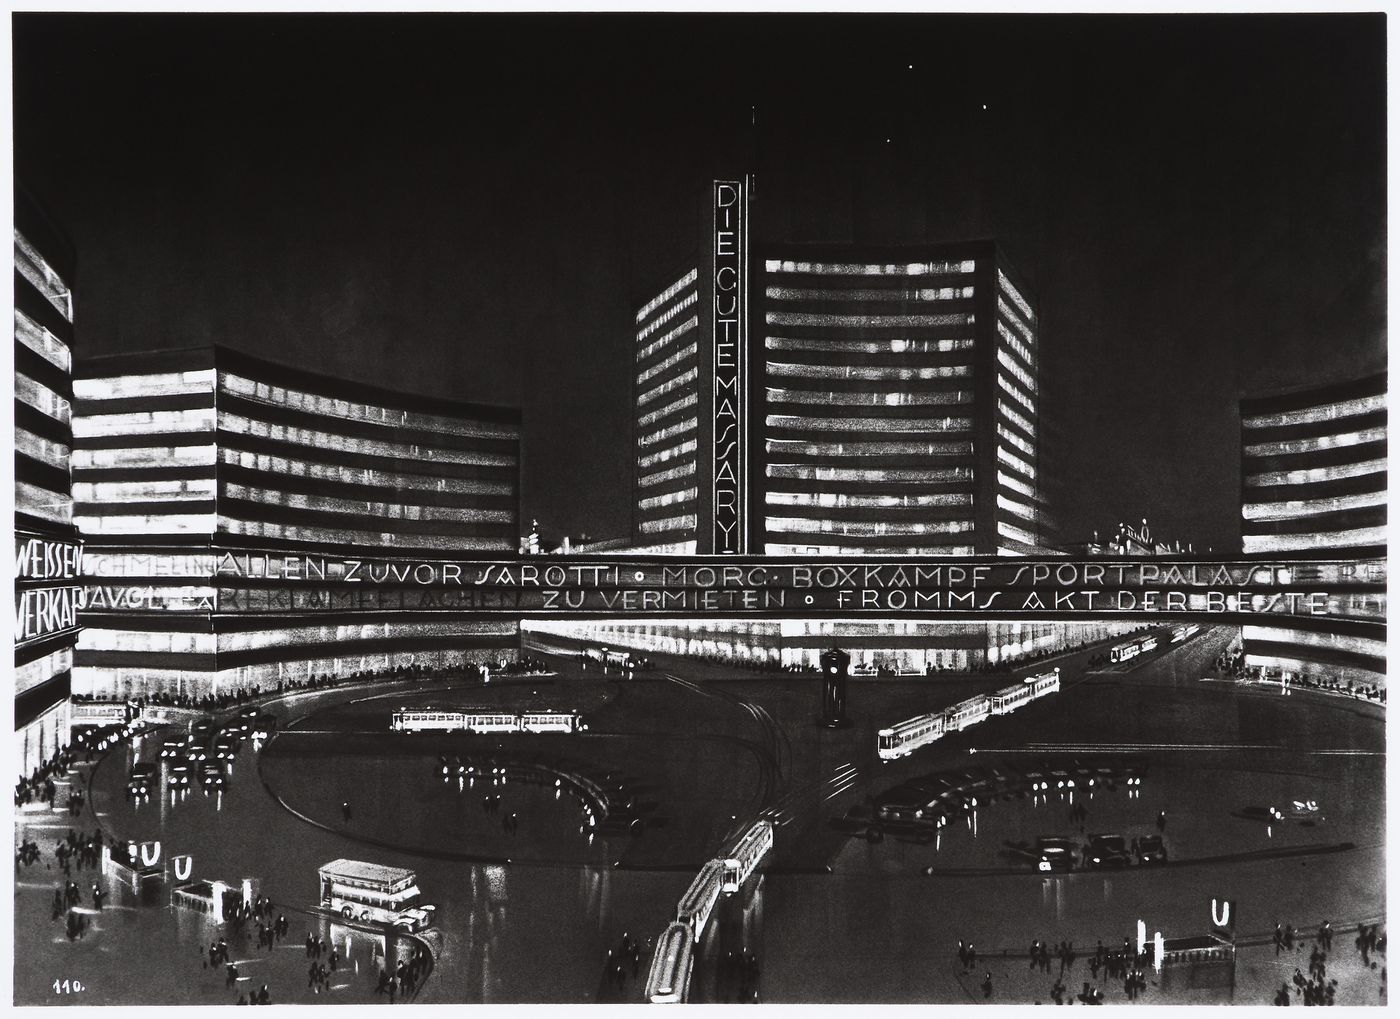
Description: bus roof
xmin=319 ymin=859 xmax=417 ymax=885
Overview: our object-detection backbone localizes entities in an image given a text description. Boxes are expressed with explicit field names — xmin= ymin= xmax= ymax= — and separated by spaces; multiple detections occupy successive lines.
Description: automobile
xmin=183 ymin=735 xmax=210 ymax=762
xmin=391 ymin=904 xmax=437 ymax=931
xmin=191 ymin=717 xmax=215 ymax=738
xmin=1083 ymin=833 xmax=1131 ymax=870
xmin=127 ymin=762 xmax=159 ymax=796
xmin=1133 ymin=834 xmax=1168 ymax=865
xmin=159 ymin=737 xmax=186 ymax=759
xmin=1036 ymin=836 xmax=1078 ymax=872
xmin=251 ymin=714 xmax=278 ymax=740
xmin=212 ymin=738 xmax=239 ymax=762
xmin=850 ymin=665 xmax=879 ymax=677
xmin=167 ymin=758 xmax=193 ymax=788
xmin=199 ymin=762 xmax=227 ymax=789
xmin=1286 ymin=800 xmax=1324 ymax=823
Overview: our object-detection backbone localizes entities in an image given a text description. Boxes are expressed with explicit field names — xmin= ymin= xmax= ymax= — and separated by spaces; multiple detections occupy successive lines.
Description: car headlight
xmin=1038 ymin=860 xmax=1051 ymax=872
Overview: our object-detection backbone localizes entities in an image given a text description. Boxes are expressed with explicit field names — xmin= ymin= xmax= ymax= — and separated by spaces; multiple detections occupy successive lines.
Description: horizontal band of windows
xmin=767 ymin=438 xmax=974 ymax=457
xmin=1245 ymin=457 xmax=1387 ymax=488
xmin=220 ymin=454 xmax=513 ymax=503
xmin=766 ymin=464 xmax=973 ymax=483
xmin=17 ymin=672 xmax=71 ymax=730
xmin=761 ymin=347 xmax=975 ymax=371
xmin=74 ymin=370 xmax=216 ymax=403
xmin=1240 ymin=625 xmax=1385 ymax=661
xmin=636 ymin=267 xmax=699 ymax=324
xmin=997 ymin=398 xmax=1035 ymax=439
xmin=997 ymin=444 xmax=1037 ymax=480
xmin=763 ymin=505 xmax=974 ymax=526
xmin=72 ymin=390 xmax=216 ymax=420
xmin=637 ymin=459 xmax=698 ymax=488
xmin=1241 ymin=472 xmax=1385 ymax=506
xmin=1239 ymin=641 xmax=1386 ymax=676
xmin=15 ymin=233 xmax=73 ymax=315
xmin=15 ymin=399 xmax=73 ymax=446
xmin=73 ymin=478 xmax=216 ymax=502
xmin=1241 ymin=408 xmax=1385 ymax=448
xmin=767 ymin=452 xmax=976 ymax=472
xmin=80 ymin=622 xmax=515 ymax=656
xmin=638 ymin=486 xmax=698 ymax=512
xmin=766 ymin=415 xmax=973 ymax=434
xmin=638 ymin=391 xmax=699 ymax=429
xmin=77 ymin=630 xmax=215 ymax=655
xmin=73 ymin=445 xmax=217 ymax=470
xmin=636 ymin=314 xmax=698 ymax=365
xmin=219 ymin=517 xmax=516 ymax=551
xmin=218 ymin=429 xmax=517 ymax=484
xmin=16 ymin=372 xmax=72 ymax=425
xmin=15 ymin=340 xmax=73 ymax=409
xmin=71 ymin=428 xmax=217 ymax=451
xmin=763 ymin=537 xmax=977 ymax=553
xmin=1242 ymin=489 xmax=1387 ymax=522
xmin=639 ymin=513 xmax=698 ymax=534
xmin=998 ymin=371 xmax=1037 ymax=415
xmin=769 ymin=362 xmax=971 ymax=382
xmin=1244 ymin=426 xmax=1387 ymax=457
xmin=766 ymin=284 xmax=974 ymax=303
xmin=638 ymin=438 xmax=698 ymax=470
xmin=996 ymin=469 xmax=1038 ymax=502
xmin=996 ymin=348 xmax=1036 ymax=391
xmin=766 ymin=387 xmax=973 ymax=408
xmin=221 ymin=413 xmax=517 ymax=467
xmin=766 ymin=310 xmax=975 ymax=329
xmin=15 ymin=308 xmax=72 ymax=373
xmin=764 ymin=258 xmax=977 ymax=277
xmin=16 ymin=273 xmax=74 ymax=343
xmin=767 ymin=476 xmax=974 ymax=498
xmin=219 ymin=494 xmax=515 ymax=538
xmin=220 ymin=482 xmax=514 ymax=524
xmin=766 ymin=490 xmax=973 ymax=509
xmin=16 ymin=630 xmax=80 ymax=670
xmin=1242 ymin=526 xmax=1389 ymax=554
xmin=1243 ymin=392 xmax=1387 ymax=430
xmin=16 ymin=426 xmax=71 ymax=472
xmin=767 ymin=516 xmax=973 ymax=537
xmin=221 ymin=374 xmax=517 ymax=442
xmin=17 ymin=647 xmax=73 ymax=698
xmin=639 ymin=416 xmax=699 ymax=449
xmin=74 ymin=635 xmax=518 ymax=674
xmin=15 ymin=480 xmax=74 ymax=528
xmin=75 ymin=513 xmax=217 ymax=535
xmin=73 ymin=406 xmax=216 ymax=439
xmin=1245 ymin=446 xmax=1389 ymax=485
xmin=766 ymin=335 xmax=973 ymax=356
xmin=15 ymin=451 xmax=74 ymax=497
xmin=637 ymin=291 xmax=699 ymax=343
xmin=998 ymin=424 xmax=1035 ymax=457
xmin=996 ymin=297 xmax=1035 ymax=346
xmin=637 ymin=366 xmax=699 ymax=407
xmin=996 ymin=492 xmax=1044 ymax=524
xmin=1240 ymin=505 xmax=1385 ymax=537
xmin=997 ymin=520 xmax=1042 ymax=547
xmin=997 ymin=269 xmax=1035 ymax=323
xmin=996 ymin=319 xmax=1036 ymax=371
xmin=623 ymin=540 xmax=698 ymax=555
xmin=636 ymin=341 xmax=698 ymax=387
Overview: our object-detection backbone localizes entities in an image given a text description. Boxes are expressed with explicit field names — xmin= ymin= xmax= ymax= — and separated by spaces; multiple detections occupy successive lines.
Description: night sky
xmin=13 ymin=13 xmax=1386 ymax=552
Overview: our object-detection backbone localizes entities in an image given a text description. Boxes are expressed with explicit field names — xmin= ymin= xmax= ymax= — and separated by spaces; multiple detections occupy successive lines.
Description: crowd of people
xmin=14 ymin=744 xmax=78 ymax=808
xmin=1271 ymin=920 xmax=1386 ymax=1005
xmin=1213 ymin=653 xmax=1386 ymax=705
xmin=602 ymin=931 xmax=643 ymax=993
xmin=373 ymin=945 xmax=431 ymax=1002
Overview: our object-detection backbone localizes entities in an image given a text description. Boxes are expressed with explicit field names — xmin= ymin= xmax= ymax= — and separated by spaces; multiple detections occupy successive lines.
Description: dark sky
xmin=13 ymin=13 xmax=1386 ymax=552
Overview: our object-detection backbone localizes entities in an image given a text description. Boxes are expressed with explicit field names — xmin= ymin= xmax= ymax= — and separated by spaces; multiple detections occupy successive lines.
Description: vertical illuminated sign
xmin=712 ymin=179 xmax=747 ymax=553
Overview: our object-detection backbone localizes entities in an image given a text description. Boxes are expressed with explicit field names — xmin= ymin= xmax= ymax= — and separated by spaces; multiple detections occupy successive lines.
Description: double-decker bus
xmin=877 ymin=712 xmax=945 ymax=761
xmin=1110 ymin=633 xmax=1160 ymax=663
xmin=675 ymin=860 xmax=724 ymax=942
xmin=317 ymin=859 xmax=435 ymax=930
xmin=720 ymin=819 xmax=773 ymax=893
xmin=942 ymin=694 xmax=991 ymax=732
xmin=645 ymin=922 xmax=695 ymax=1003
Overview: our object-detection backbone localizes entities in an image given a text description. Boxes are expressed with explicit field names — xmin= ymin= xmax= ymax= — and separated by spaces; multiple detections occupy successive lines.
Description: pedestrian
xmin=958 ymin=940 xmax=968 ymax=970
xmin=981 ymin=971 xmax=993 ymax=999
xmin=341 ymin=801 xmax=352 ymax=824
xmin=257 ymin=985 xmax=269 ymax=1005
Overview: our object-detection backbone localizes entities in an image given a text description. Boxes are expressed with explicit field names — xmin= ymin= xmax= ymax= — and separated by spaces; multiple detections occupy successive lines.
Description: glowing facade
xmin=1239 ymin=373 xmax=1386 ymax=685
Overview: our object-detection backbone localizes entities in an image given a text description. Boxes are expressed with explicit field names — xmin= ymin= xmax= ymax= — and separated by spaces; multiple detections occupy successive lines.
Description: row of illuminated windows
xmin=998 ymin=370 xmax=1036 ymax=415
xmin=766 ymin=310 xmax=975 ymax=330
xmin=74 ymin=369 xmax=215 ymax=402
xmin=220 ymin=414 xmax=517 ymax=467
xmin=638 ymin=512 xmax=697 ymax=535
xmin=765 ymin=258 xmax=978 ymax=277
xmin=637 ymin=366 xmax=699 ymax=408
xmin=73 ymin=406 xmax=216 ymax=438
xmin=767 ymin=437 xmax=974 ymax=457
xmin=16 ymin=479 xmax=73 ymax=527
xmin=638 ymin=486 xmax=698 ymax=512
xmin=767 ymin=387 xmax=973 ymax=408
xmin=997 ymin=398 xmax=1035 ymax=438
xmin=221 ymin=373 xmax=518 ymax=440
xmin=639 ymin=415 xmax=698 ymax=450
xmin=767 ymin=464 xmax=973 ymax=483
xmin=79 ymin=620 xmax=517 ymax=656
xmin=1242 ymin=526 xmax=1388 ymax=554
xmin=625 ymin=539 xmax=699 ymax=555
xmin=996 ymin=469 xmax=1037 ymax=502
xmin=1243 ymin=426 xmax=1386 ymax=458
xmin=765 ymin=285 xmax=975 ymax=303
xmin=996 ymin=348 xmax=1036 ymax=392
xmin=1240 ymin=625 xmax=1386 ymax=661
xmin=766 ymin=414 xmax=973 ymax=433
xmin=638 ymin=391 xmax=698 ymax=429
xmin=997 ymin=520 xmax=1041 ymax=548
xmin=15 ymin=232 xmax=73 ymax=323
xmin=637 ymin=342 xmax=698 ymax=387
xmin=15 ymin=309 xmax=72 ymax=373
xmin=996 ymin=492 xmax=1043 ymax=525
xmin=766 ymin=336 xmax=973 ymax=355
xmin=637 ymin=290 xmax=699 ymax=343
xmin=221 ymin=482 xmax=515 ymax=523
xmin=766 ymin=490 xmax=973 ymax=509
xmin=997 ymin=269 xmax=1035 ymax=324
xmin=74 ymin=478 xmax=216 ymax=503
xmin=220 ymin=448 xmax=513 ymax=497
xmin=221 ymin=517 xmax=514 ymax=551
xmin=17 ymin=647 xmax=73 ymax=698
xmin=16 ymin=426 xmax=70 ymax=472
xmin=769 ymin=362 xmax=972 ymax=382
xmin=766 ymin=543 xmax=978 ymax=556
xmin=73 ymin=445 xmax=215 ymax=470
xmin=638 ymin=437 xmax=698 ymax=471
xmin=996 ymin=320 xmax=1035 ymax=369
xmin=1241 ymin=489 xmax=1387 ymax=522
xmin=15 ymin=371 xmax=72 ymax=426
xmin=767 ymin=517 xmax=973 ymax=537
xmin=1242 ymin=392 xmax=1386 ymax=430
xmin=74 ymin=512 xmax=216 ymax=535
xmin=997 ymin=444 xmax=1037 ymax=481
xmin=1245 ymin=458 xmax=1386 ymax=488
xmin=638 ymin=459 xmax=698 ymax=489
xmin=997 ymin=423 xmax=1035 ymax=457
xmin=636 ymin=267 xmax=699 ymax=324
xmin=996 ymin=297 xmax=1035 ymax=347
xmin=635 ymin=314 xmax=698 ymax=365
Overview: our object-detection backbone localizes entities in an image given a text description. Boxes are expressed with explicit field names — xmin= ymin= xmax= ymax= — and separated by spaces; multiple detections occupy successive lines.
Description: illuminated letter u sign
xmin=173 ymin=854 xmax=193 ymax=881
xmin=1211 ymin=898 xmax=1230 ymax=928
xmin=140 ymin=841 xmax=162 ymax=867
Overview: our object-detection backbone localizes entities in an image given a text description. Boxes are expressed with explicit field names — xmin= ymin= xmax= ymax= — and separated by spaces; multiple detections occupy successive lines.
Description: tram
xmin=390 ymin=709 xmax=584 ymax=734
xmin=645 ymin=922 xmax=695 ymax=1003
xmin=942 ymin=693 xmax=991 ymax=732
xmin=877 ymin=712 xmax=945 ymax=761
xmin=720 ymin=819 xmax=774 ymax=893
xmin=1109 ymin=633 xmax=1160 ymax=664
xmin=674 ymin=860 xmax=724 ymax=942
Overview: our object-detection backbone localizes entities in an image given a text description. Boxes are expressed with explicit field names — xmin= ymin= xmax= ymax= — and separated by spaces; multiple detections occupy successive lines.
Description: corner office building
xmin=14 ymin=194 xmax=82 ymax=775
xmin=70 ymin=347 xmax=522 ymax=700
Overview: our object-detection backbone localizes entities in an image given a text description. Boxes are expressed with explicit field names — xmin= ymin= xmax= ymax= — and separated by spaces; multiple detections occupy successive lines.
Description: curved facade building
xmin=71 ymin=347 xmax=521 ymax=700
xmin=1239 ymin=372 xmax=1386 ymax=686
